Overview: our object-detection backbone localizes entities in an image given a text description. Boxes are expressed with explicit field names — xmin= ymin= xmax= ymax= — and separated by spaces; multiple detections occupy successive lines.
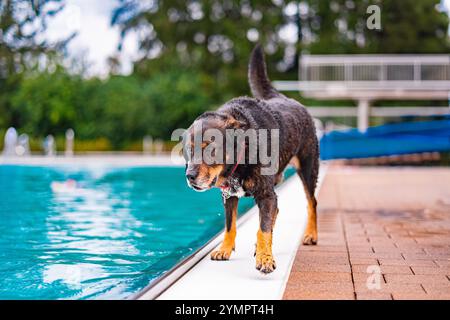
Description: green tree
xmin=300 ymin=0 xmax=449 ymax=54
xmin=10 ymin=67 xmax=81 ymax=136
xmin=370 ymin=0 xmax=449 ymax=53
xmin=81 ymin=69 xmax=214 ymax=147
xmin=82 ymin=75 xmax=150 ymax=147
xmin=112 ymin=0 xmax=449 ymax=98
xmin=2 ymin=0 xmax=449 ymax=149
xmin=142 ymin=67 xmax=215 ymax=139
xmin=0 ymin=0 xmax=71 ymax=128
xmin=112 ymin=0 xmax=292 ymax=96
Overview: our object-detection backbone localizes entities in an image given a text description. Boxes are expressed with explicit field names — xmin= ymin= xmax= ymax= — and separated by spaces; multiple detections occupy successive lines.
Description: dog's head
xmin=184 ymin=111 xmax=245 ymax=192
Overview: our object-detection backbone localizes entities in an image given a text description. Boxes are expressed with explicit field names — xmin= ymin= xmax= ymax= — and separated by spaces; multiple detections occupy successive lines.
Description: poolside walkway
xmin=283 ymin=165 xmax=450 ymax=300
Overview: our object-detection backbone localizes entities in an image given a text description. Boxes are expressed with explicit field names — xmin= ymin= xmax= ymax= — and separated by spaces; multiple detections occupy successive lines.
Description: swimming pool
xmin=0 ymin=165 xmax=254 ymax=299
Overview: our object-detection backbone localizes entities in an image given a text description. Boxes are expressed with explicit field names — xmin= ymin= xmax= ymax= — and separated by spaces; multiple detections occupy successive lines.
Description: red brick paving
xmin=283 ymin=166 xmax=450 ymax=300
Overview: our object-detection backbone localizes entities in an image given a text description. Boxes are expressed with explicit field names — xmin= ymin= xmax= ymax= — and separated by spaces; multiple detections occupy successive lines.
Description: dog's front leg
xmin=255 ymin=191 xmax=278 ymax=274
xmin=211 ymin=196 xmax=238 ymax=261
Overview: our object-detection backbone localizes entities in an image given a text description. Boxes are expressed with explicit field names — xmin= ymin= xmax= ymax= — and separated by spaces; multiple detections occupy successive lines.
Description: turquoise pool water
xmin=0 ymin=165 xmax=254 ymax=299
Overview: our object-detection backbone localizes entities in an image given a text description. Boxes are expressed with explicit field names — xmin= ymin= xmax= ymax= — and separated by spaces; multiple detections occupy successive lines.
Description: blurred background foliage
xmin=0 ymin=0 xmax=449 ymax=151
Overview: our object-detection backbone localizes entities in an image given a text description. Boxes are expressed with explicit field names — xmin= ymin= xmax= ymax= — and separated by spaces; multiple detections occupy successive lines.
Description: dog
xmin=184 ymin=44 xmax=319 ymax=274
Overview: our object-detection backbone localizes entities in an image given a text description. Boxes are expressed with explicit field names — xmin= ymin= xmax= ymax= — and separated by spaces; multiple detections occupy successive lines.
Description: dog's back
xmin=247 ymin=45 xmax=320 ymax=245
xmin=247 ymin=45 xmax=319 ymax=183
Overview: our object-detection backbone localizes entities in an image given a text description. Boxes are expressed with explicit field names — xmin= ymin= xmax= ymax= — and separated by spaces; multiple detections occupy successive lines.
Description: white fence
xmin=273 ymin=54 xmax=450 ymax=131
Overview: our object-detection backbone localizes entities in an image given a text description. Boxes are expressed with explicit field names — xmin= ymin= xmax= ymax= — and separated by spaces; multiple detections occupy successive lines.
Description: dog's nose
xmin=186 ymin=173 xmax=196 ymax=182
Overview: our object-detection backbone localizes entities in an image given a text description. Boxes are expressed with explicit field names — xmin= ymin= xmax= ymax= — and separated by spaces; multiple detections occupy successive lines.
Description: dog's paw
xmin=210 ymin=248 xmax=232 ymax=261
xmin=255 ymin=254 xmax=276 ymax=274
xmin=302 ymin=233 xmax=318 ymax=245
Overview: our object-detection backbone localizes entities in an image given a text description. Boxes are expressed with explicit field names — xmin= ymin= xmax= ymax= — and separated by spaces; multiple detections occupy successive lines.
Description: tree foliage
xmin=301 ymin=0 xmax=449 ymax=54
xmin=11 ymin=66 xmax=80 ymax=137
xmin=112 ymin=0 xmax=293 ymax=96
xmin=0 ymin=0 xmax=449 ymax=150
xmin=0 ymin=0 xmax=72 ymax=128
xmin=10 ymin=67 xmax=214 ymax=148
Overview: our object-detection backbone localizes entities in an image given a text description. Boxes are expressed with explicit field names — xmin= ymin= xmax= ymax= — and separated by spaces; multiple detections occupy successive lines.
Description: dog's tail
xmin=248 ymin=44 xmax=280 ymax=100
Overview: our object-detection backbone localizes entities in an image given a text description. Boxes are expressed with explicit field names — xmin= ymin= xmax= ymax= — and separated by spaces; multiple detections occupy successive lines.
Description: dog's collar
xmin=221 ymin=175 xmax=244 ymax=202
xmin=220 ymin=142 xmax=245 ymax=202
xmin=222 ymin=142 xmax=245 ymax=179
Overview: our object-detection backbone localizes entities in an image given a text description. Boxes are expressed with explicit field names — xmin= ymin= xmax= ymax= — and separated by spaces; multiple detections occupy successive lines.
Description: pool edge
xmin=132 ymin=163 xmax=328 ymax=300
xmin=129 ymin=207 xmax=256 ymax=300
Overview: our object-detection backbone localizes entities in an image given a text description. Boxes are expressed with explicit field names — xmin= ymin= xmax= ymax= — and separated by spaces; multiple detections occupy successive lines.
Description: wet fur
xmin=192 ymin=45 xmax=320 ymax=272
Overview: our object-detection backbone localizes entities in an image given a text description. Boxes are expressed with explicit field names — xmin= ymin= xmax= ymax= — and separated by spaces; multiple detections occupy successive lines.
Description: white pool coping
xmin=136 ymin=164 xmax=327 ymax=300
xmin=0 ymin=155 xmax=183 ymax=167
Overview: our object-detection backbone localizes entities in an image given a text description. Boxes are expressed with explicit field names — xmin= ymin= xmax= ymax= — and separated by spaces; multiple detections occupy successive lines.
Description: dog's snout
xmin=186 ymin=172 xmax=196 ymax=182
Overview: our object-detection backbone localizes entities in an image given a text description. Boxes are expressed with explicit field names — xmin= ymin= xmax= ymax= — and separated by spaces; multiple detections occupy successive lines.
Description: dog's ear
xmin=225 ymin=116 xmax=246 ymax=129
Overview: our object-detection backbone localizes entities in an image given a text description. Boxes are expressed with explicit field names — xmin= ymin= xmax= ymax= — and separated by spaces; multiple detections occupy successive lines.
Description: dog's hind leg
xmin=296 ymin=153 xmax=319 ymax=245
xmin=211 ymin=196 xmax=238 ymax=261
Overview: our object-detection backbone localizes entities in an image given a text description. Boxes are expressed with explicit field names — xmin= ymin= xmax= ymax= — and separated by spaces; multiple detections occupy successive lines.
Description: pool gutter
xmin=0 ymin=155 xmax=183 ymax=167
xmin=133 ymin=164 xmax=328 ymax=300
xmin=129 ymin=203 xmax=257 ymax=300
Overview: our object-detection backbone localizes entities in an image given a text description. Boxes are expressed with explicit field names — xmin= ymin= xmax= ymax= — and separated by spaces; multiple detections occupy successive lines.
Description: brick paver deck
xmin=283 ymin=166 xmax=450 ymax=300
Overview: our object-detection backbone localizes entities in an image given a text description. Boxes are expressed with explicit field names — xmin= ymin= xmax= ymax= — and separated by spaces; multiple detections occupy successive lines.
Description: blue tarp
xmin=320 ymin=118 xmax=450 ymax=160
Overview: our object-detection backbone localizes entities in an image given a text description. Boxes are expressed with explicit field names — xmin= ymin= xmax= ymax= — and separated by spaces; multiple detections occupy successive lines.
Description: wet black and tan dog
xmin=184 ymin=45 xmax=319 ymax=274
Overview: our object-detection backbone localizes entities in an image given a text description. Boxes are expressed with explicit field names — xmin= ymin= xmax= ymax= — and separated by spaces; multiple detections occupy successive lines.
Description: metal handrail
xmin=299 ymin=54 xmax=450 ymax=83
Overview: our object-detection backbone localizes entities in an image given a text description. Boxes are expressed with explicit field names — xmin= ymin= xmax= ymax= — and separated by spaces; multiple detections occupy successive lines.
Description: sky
xmin=45 ymin=0 xmax=450 ymax=78
xmin=45 ymin=0 xmax=138 ymax=77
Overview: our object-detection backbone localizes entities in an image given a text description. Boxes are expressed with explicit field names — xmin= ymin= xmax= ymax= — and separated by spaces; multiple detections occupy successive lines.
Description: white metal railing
xmin=273 ymin=54 xmax=450 ymax=100
xmin=300 ymin=54 xmax=450 ymax=82
xmin=273 ymin=54 xmax=450 ymax=131
xmin=306 ymin=106 xmax=450 ymax=118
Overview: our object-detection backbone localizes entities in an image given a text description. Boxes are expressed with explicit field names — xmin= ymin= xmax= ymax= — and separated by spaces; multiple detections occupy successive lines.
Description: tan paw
xmin=255 ymin=254 xmax=276 ymax=274
xmin=302 ymin=232 xmax=318 ymax=245
xmin=210 ymin=248 xmax=232 ymax=261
